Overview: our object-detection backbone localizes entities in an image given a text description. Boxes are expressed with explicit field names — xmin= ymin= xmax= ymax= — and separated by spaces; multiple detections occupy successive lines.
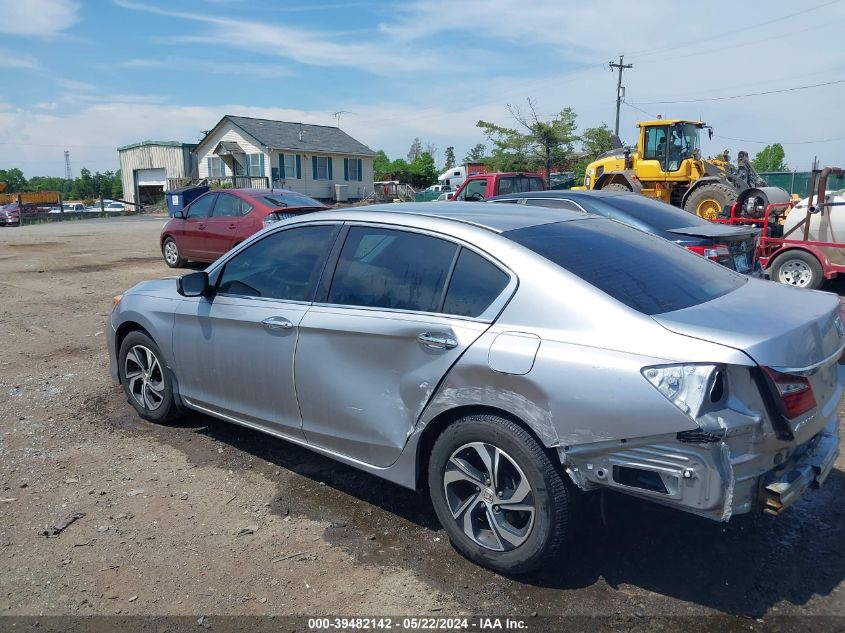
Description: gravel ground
xmin=1 ymin=217 xmax=844 ymax=630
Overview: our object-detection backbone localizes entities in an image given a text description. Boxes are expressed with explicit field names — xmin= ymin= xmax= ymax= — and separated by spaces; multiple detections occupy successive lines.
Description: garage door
xmin=136 ymin=168 xmax=166 ymax=187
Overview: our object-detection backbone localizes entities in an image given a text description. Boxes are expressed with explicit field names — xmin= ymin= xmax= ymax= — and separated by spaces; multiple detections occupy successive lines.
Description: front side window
xmin=457 ymin=178 xmax=487 ymax=201
xmin=442 ymin=248 xmax=510 ymax=318
xmin=185 ymin=194 xmax=216 ymax=219
xmin=642 ymin=125 xmax=668 ymax=163
xmin=328 ymin=227 xmax=457 ymax=312
xmin=313 ymin=156 xmax=332 ymax=180
xmin=505 ymin=218 xmax=745 ymax=315
xmin=213 ymin=194 xmax=251 ymax=217
xmin=217 ymin=225 xmax=338 ymax=301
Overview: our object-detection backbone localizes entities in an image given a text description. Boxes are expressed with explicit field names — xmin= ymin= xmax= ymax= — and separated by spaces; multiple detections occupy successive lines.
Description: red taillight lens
xmin=762 ymin=367 xmax=816 ymax=419
xmin=686 ymin=244 xmax=730 ymax=261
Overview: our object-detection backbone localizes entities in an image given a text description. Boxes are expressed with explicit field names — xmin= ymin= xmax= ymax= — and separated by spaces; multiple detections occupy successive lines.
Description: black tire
xmin=118 ymin=331 xmax=181 ymax=423
xmin=162 ymin=236 xmax=186 ymax=268
xmin=600 ymin=183 xmax=631 ymax=192
xmin=683 ymin=183 xmax=737 ymax=220
xmin=428 ymin=414 xmax=574 ymax=574
xmin=770 ymin=250 xmax=824 ymax=290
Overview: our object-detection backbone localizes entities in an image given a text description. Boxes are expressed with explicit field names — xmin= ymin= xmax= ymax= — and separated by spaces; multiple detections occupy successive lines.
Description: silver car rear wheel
xmin=428 ymin=414 xmax=574 ymax=574
xmin=444 ymin=442 xmax=535 ymax=552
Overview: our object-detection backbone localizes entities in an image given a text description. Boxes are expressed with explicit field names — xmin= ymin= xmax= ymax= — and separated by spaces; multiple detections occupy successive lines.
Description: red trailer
xmin=715 ymin=166 xmax=845 ymax=289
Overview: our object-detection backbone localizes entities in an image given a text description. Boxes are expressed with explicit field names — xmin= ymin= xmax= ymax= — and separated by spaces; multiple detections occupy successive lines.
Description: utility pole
xmin=609 ymin=55 xmax=633 ymax=137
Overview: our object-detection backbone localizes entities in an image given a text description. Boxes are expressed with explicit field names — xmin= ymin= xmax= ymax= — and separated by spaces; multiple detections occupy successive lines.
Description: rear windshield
xmin=586 ymin=194 xmax=711 ymax=231
xmin=505 ymin=219 xmax=746 ymax=315
xmin=261 ymin=193 xmax=325 ymax=209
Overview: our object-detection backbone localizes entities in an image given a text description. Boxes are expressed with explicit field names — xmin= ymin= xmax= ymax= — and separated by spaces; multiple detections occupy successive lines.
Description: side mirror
xmin=177 ymin=271 xmax=210 ymax=297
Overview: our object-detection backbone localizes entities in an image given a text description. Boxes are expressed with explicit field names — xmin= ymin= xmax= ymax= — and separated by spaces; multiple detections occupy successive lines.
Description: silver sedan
xmin=107 ymin=202 xmax=843 ymax=574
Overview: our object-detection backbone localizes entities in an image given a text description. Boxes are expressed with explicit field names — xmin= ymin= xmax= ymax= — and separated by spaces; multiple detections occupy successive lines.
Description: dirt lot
xmin=2 ymin=217 xmax=845 ymax=629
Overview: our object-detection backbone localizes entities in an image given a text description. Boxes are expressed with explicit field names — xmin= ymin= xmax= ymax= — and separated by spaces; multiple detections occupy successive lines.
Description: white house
xmin=193 ymin=115 xmax=376 ymax=201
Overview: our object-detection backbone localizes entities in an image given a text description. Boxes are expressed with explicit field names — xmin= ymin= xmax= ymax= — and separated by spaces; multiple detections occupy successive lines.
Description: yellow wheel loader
xmin=582 ymin=119 xmax=788 ymax=219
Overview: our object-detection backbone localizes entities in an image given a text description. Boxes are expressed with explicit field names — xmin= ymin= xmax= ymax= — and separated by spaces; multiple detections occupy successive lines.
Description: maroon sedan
xmin=160 ymin=188 xmax=328 ymax=267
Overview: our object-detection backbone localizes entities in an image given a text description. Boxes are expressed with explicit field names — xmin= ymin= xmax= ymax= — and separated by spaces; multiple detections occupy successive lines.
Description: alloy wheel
xmin=164 ymin=241 xmax=179 ymax=265
xmin=443 ymin=442 xmax=535 ymax=552
xmin=124 ymin=345 xmax=165 ymax=411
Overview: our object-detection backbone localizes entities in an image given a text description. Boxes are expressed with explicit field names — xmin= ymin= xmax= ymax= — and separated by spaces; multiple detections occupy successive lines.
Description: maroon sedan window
xmin=214 ymin=194 xmax=252 ymax=217
xmin=185 ymin=194 xmax=216 ymax=218
xmin=262 ymin=192 xmax=325 ymax=208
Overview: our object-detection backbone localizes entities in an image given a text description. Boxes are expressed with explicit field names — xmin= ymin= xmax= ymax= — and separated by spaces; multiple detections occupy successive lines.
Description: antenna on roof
xmin=332 ymin=110 xmax=350 ymax=128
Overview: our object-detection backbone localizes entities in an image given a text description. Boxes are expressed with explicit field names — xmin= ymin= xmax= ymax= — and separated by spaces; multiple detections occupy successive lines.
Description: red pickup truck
xmin=450 ymin=172 xmax=546 ymax=201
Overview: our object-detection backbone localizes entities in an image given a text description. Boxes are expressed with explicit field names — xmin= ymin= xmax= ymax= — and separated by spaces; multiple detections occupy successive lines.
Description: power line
xmin=629 ymin=78 xmax=845 ymax=105
xmin=714 ymin=134 xmax=845 ymax=146
xmin=627 ymin=0 xmax=842 ymax=59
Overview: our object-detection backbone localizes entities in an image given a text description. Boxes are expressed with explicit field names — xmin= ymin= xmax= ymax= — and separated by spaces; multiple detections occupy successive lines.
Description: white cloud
xmin=114 ymin=0 xmax=448 ymax=73
xmin=122 ymin=57 xmax=292 ymax=78
xmin=0 ymin=48 xmax=39 ymax=69
xmin=0 ymin=0 xmax=80 ymax=36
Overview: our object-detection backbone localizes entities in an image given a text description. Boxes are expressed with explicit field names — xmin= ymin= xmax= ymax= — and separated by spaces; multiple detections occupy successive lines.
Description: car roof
xmin=310 ymin=202 xmax=589 ymax=233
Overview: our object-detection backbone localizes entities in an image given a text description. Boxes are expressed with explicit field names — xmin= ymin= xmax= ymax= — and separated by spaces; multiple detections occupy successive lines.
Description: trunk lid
xmin=669 ymin=226 xmax=759 ymax=274
xmin=653 ymin=280 xmax=844 ymax=371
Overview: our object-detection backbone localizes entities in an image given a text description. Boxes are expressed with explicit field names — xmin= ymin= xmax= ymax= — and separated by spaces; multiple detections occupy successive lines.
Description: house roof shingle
xmin=225 ymin=115 xmax=376 ymax=156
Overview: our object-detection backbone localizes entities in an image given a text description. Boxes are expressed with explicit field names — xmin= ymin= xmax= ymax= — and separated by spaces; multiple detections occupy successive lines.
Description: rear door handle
xmin=417 ymin=332 xmax=457 ymax=350
xmin=198 ymin=223 xmax=206 ymax=230
xmin=261 ymin=316 xmax=294 ymax=330
xmin=228 ymin=223 xmax=237 ymax=230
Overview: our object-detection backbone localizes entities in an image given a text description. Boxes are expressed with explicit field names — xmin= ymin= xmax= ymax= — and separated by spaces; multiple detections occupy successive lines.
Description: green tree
xmin=373 ymin=150 xmax=391 ymax=180
xmin=477 ymin=100 xmax=578 ymax=186
xmin=462 ymin=143 xmax=486 ymax=164
xmin=751 ymin=144 xmax=788 ymax=172
xmin=444 ymin=146 xmax=456 ymax=170
xmin=0 ymin=168 xmax=27 ymax=192
xmin=112 ymin=170 xmax=123 ymax=199
xmin=388 ymin=158 xmax=411 ymax=184
xmin=574 ymin=123 xmax=613 ymax=180
xmin=409 ymin=152 xmax=438 ymax=189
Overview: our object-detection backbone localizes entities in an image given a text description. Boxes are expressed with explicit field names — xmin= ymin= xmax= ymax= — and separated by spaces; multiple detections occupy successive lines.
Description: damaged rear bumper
xmin=761 ymin=419 xmax=839 ymax=515
xmin=560 ymin=416 xmax=840 ymax=522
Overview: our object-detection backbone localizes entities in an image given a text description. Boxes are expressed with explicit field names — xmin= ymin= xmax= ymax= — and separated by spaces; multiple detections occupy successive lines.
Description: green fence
xmin=756 ymin=171 xmax=843 ymax=197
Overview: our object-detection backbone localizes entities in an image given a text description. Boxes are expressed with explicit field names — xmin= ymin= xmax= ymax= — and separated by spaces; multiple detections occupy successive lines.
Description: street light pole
xmin=609 ymin=55 xmax=633 ymax=137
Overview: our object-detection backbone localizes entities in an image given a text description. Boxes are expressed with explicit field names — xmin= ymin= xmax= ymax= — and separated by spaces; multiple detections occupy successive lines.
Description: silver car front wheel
xmin=118 ymin=331 xmax=181 ymax=423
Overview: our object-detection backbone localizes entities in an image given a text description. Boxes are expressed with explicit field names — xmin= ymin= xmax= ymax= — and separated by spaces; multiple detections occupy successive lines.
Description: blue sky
xmin=1 ymin=0 xmax=843 ymax=177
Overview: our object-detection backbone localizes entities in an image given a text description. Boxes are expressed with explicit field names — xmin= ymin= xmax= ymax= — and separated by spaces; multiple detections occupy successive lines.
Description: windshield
xmin=261 ymin=192 xmax=325 ymax=208
xmin=668 ymin=123 xmax=700 ymax=171
xmin=505 ymin=218 xmax=745 ymax=315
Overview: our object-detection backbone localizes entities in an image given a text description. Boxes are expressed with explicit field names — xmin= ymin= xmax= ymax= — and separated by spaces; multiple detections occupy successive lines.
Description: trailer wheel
xmin=770 ymin=251 xmax=824 ymax=290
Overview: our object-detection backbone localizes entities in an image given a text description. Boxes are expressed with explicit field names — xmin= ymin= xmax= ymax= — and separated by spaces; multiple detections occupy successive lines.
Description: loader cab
xmin=638 ymin=120 xmax=704 ymax=177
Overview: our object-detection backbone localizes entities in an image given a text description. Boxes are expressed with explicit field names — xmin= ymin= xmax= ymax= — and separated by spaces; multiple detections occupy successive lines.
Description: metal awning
xmin=214 ymin=141 xmax=245 ymax=156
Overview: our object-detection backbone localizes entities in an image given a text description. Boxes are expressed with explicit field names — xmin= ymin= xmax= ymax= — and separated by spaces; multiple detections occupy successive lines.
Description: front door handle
xmin=262 ymin=316 xmax=294 ymax=330
xmin=197 ymin=223 xmax=206 ymax=230
xmin=228 ymin=223 xmax=237 ymax=230
xmin=417 ymin=332 xmax=457 ymax=350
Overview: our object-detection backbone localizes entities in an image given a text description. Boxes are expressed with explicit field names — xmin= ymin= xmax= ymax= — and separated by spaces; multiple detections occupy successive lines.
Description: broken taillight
xmin=761 ymin=367 xmax=817 ymax=419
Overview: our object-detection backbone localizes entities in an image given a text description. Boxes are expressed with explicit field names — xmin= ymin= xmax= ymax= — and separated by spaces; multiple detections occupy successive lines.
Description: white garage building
xmin=117 ymin=141 xmax=197 ymax=206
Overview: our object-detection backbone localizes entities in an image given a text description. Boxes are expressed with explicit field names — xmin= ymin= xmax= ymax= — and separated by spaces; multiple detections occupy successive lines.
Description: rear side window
xmin=505 ymin=219 xmax=745 ymax=315
xmin=213 ymin=194 xmax=252 ymax=217
xmin=443 ymin=249 xmax=510 ymax=317
xmin=328 ymin=227 xmax=457 ymax=312
xmin=217 ymin=225 xmax=338 ymax=301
